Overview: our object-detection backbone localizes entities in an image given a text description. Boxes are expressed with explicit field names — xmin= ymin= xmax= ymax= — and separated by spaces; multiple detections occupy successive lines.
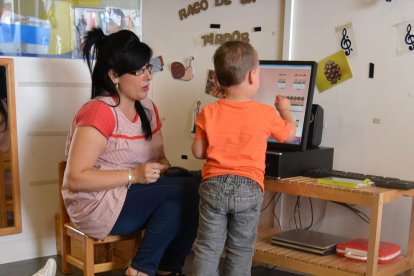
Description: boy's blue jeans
xmin=193 ymin=174 xmax=264 ymax=276
xmin=110 ymin=174 xmax=200 ymax=276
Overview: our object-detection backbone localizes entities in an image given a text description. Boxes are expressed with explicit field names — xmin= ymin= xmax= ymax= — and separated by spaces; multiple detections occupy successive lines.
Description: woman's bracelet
xmin=127 ymin=168 xmax=133 ymax=189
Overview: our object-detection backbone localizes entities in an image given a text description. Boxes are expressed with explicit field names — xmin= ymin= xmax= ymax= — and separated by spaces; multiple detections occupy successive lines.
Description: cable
xmin=260 ymin=192 xmax=283 ymax=229
xmin=330 ymin=201 xmax=370 ymax=223
xmin=261 ymin=193 xmax=277 ymax=212
xmin=305 ymin=197 xmax=314 ymax=230
xmin=273 ymin=193 xmax=282 ymax=229
xmin=293 ymin=196 xmax=302 ymax=229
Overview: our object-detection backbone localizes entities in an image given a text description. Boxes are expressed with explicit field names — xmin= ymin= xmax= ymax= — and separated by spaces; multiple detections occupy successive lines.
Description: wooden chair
xmin=58 ymin=161 xmax=142 ymax=275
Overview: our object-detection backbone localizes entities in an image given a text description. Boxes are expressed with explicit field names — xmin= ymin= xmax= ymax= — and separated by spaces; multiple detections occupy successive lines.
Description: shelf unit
xmin=254 ymin=176 xmax=414 ymax=276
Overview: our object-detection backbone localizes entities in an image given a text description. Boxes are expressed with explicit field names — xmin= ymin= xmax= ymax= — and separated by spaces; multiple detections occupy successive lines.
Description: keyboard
xmin=303 ymin=168 xmax=414 ymax=190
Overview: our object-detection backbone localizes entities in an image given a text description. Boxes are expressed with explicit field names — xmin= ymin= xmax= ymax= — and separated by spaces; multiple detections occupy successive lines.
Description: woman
xmin=62 ymin=28 xmax=199 ymax=276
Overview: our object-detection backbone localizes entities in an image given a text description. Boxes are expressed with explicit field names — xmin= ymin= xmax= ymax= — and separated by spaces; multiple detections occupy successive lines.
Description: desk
xmin=254 ymin=176 xmax=414 ymax=276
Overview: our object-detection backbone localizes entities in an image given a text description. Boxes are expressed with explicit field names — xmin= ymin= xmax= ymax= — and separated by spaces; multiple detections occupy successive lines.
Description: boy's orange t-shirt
xmin=194 ymin=99 xmax=293 ymax=190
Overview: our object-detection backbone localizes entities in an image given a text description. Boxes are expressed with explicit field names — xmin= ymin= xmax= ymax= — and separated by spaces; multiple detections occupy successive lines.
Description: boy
xmin=191 ymin=41 xmax=295 ymax=276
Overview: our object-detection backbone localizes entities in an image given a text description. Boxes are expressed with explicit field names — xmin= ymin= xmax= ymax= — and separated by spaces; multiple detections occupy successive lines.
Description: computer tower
xmin=265 ymin=147 xmax=334 ymax=179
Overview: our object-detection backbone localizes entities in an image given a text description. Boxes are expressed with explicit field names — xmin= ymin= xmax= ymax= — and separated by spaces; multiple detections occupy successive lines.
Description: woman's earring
xmin=114 ymin=81 xmax=119 ymax=90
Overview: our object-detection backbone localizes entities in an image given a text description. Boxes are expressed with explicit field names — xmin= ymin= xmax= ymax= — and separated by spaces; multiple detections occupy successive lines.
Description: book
xmin=317 ymin=177 xmax=373 ymax=189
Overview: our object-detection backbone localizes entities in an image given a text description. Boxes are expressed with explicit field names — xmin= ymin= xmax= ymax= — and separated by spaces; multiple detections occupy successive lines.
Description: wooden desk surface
xmin=264 ymin=176 xmax=414 ymax=206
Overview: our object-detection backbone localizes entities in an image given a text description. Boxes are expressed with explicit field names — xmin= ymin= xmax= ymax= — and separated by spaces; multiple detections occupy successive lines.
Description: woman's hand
xmin=159 ymin=162 xmax=171 ymax=176
xmin=131 ymin=162 xmax=165 ymax=184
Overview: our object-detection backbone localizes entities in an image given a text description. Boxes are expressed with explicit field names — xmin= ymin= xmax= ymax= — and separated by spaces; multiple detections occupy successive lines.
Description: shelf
xmin=254 ymin=227 xmax=412 ymax=276
xmin=254 ymin=177 xmax=414 ymax=276
xmin=264 ymin=176 xmax=414 ymax=206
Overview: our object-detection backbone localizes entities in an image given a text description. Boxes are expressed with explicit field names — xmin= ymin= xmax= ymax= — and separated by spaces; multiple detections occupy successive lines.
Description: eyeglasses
xmin=128 ymin=63 xmax=153 ymax=76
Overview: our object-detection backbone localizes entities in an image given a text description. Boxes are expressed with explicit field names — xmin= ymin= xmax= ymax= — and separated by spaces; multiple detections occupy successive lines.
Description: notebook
xmin=271 ymin=229 xmax=349 ymax=255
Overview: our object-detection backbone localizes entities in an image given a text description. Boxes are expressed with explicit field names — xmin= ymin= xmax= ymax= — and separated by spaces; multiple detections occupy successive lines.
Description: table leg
xmin=404 ymin=197 xmax=414 ymax=276
xmin=366 ymin=194 xmax=383 ymax=276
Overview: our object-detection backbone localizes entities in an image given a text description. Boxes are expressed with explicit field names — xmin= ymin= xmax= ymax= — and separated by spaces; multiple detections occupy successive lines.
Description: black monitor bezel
xmin=259 ymin=60 xmax=317 ymax=152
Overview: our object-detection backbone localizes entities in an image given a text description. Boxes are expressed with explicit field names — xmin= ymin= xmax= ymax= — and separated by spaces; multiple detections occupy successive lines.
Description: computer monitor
xmin=254 ymin=60 xmax=317 ymax=151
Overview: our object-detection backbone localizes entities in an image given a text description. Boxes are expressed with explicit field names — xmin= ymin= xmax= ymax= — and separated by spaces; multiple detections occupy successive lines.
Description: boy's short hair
xmin=213 ymin=41 xmax=258 ymax=87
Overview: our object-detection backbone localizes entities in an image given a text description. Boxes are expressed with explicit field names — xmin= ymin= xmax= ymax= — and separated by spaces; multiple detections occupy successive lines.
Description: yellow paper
xmin=71 ymin=0 xmax=101 ymax=6
xmin=316 ymin=50 xmax=352 ymax=92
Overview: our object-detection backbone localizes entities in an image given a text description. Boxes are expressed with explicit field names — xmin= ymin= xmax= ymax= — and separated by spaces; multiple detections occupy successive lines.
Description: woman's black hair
xmin=82 ymin=28 xmax=153 ymax=139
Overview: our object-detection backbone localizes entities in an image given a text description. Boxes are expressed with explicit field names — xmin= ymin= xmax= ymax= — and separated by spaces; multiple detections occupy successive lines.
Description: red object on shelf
xmin=336 ymin=238 xmax=401 ymax=264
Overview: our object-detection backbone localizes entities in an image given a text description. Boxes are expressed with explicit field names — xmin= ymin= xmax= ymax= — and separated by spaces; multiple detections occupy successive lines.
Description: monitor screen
xmin=254 ymin=60 xmax=317 ymax=151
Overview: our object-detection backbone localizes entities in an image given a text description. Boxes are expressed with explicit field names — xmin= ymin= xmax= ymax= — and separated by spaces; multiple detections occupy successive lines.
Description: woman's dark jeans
xmin=111 ymin=172 xmax=201 ymax=276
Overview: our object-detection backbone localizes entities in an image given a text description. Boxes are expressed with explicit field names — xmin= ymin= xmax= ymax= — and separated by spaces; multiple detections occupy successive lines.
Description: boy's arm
xmin=192 ymin=138 xmax=207 ymax=159
xmin=275 ymin=96 xmax=296 ymax=142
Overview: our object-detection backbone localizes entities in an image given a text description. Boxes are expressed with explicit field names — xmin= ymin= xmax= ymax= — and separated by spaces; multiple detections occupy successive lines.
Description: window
xmin=0 ymin=0 xmax=142 ymax=59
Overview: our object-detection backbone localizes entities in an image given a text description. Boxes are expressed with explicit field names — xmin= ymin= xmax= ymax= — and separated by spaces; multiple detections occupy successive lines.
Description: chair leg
xmin=83 ymin=237 xmax=95 ymax=276
xmin=61 ymin=230 xmax=72 ymax=274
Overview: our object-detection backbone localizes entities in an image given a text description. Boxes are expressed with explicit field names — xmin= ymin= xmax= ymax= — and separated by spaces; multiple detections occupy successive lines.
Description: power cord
xmin=292 ymin=196 xmax=314 ymax=230
xmin=330 ymin=201 xmax=370 ymax=223
xmin=260 ymin=192 xmax=282 ymax=229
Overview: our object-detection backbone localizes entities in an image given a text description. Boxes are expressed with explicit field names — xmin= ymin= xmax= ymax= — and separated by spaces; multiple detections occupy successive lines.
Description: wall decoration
xmin=202 ymin=30 xmax=249 ymax=46
xmin=170 ymin=56 xmax=194 ymax=81
xmin=316 ymin=50 xmax=353 ymax=92
xmin=149 ymin=56 xmax=164 ymax=74
xmin=335 ymin=22 xmax=356 ymax=57
xmin=369 ymin=62 xmax=375 ymax=78
xmin=178 ymin=0 xmax=209 ymax=20
xmin=191 ymin=100 xmax=202 ymax=134
xmin=395 ymin=20 xmax=414 ymax=55
xmin=205 ymin=70 xmax=225 ymax=98
xmin=178 ymin=0 xmax=256 ymax=21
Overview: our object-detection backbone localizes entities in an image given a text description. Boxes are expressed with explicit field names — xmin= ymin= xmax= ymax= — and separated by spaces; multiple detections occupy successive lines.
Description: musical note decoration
xmin=405 ymin=24 xmax=414 ymax=51
xmin=341 ymin=28 xmax=353 ymax=56
xmin=395 ymin=20 xmax=414 ymax=55
xmin=335 ymin=23 xmax=357 ymax=58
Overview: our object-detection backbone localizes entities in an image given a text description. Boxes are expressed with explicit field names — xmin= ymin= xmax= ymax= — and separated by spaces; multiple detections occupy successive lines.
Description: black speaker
xmin=307 ymin=104 xmax=324 ymax=148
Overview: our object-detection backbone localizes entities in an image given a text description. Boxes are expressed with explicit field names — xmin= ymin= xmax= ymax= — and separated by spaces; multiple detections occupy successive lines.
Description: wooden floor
xmin=0 ymin=253 xmax=304 ymax=276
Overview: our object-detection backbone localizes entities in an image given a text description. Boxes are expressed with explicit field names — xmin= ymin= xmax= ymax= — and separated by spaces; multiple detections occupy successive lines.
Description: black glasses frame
xmin=128 ymin=64 xmax=153 ymax=76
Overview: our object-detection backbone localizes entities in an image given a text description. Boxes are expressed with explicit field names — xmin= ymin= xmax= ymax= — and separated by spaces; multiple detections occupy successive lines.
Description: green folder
xmin=317 ymin=177 xmax=373 ymax=189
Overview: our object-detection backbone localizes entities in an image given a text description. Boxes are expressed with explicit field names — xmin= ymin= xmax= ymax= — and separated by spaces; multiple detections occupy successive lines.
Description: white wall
xmin=286 ymin=0 xmax=414 ymax=253
xmin=0 ymin=57 xmax=91 ymax=263
xmin=142 ymin=0 xmax=284 ymax=169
